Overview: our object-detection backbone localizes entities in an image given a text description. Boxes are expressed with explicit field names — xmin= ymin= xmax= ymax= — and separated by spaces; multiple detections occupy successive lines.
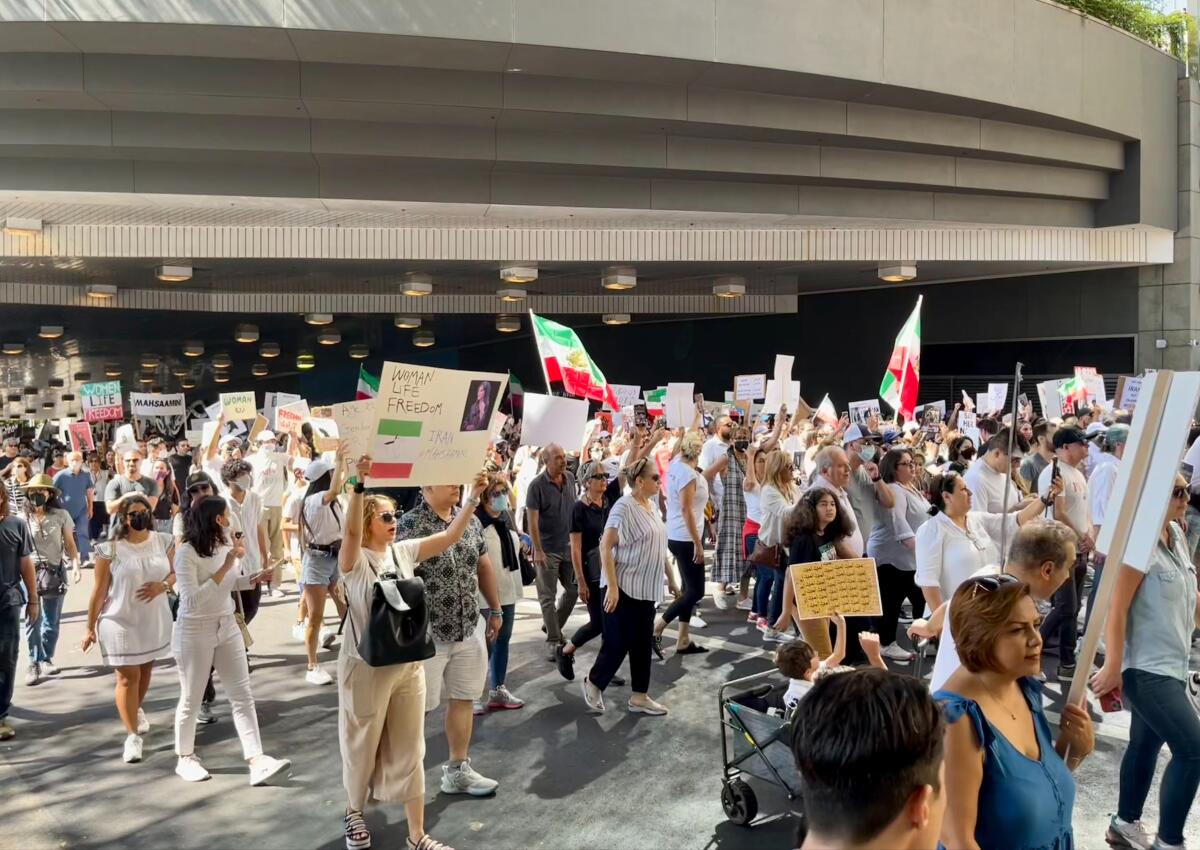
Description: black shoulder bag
xmin=340 ymin=544 xmax=435 ymax=667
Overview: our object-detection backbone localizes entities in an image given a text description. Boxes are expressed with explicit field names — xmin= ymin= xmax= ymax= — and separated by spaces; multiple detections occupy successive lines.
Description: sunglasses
xmin=1172 ymin=486 xmax=1189 ymax=500
xmin=589 ymin=474 xmax=607 ymax=481
xmin=377 ymin=511 xmax=397 ymax=523
xmin=968 ymin=573 xmax=1020 ymax=598
xmin=188 ymin=485 xmax=212 ymax=495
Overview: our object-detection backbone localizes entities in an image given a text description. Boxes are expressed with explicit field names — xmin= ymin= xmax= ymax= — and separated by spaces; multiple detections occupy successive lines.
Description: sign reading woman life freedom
xmin=369 ymin=362 xmax=508 ymax=486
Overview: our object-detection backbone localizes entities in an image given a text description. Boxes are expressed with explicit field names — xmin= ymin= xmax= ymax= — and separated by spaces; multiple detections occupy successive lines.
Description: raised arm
xmin=322 ymin=441 xmax=349 ymax=506
xmin=416 ymin=473 xmax=487 ymax=563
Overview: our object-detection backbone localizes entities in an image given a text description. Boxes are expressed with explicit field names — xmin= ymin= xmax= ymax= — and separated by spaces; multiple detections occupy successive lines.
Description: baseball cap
xmin=1084 ymin=422 xmax=1107 ymax=438
xmin=255 ymin=429 xmax=277 ymax=443
xmin=304 ymin=458 xmax=335 ymax=481
xmin=184 ymin=471 xmax=215 ymax=492
xmin=842 ymin=423 xmax=865 ymax=444
xmin=1052 ymin=426 xmax=1087 ymax=449
xmin=220 ymin=435 xmax=242 ymax=448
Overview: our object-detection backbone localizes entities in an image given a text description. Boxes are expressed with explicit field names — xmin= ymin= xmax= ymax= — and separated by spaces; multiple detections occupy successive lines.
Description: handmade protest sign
xmin=734 ymin=374 xmax=766 ymax=401
xmin=368 ymin=362 xmax=507 ymax=486
xmin=219 ymin=391 xmax=256 ymax=420
xmin=329 ymin=400 xmax=376 ymax=461
xmin=847 ymin=399 xmax=880 ymax=427
xmin=987 ymin=383 xmax=1008 ymax=415
xmin=664 ymin=383 xmax=694 ymax=428
xmin=129 ymin=392 xmax=185 ymax=417
xmin=522 ymin=393 xmax=590 ymax=449
xmin=1116 ymin=376 xmax=1142 ymax=412
xmin=610 ymin=384 xmax=641 ymax=410
xmin=763 ymin=379 xmax=801 ymax=410
xmin=82 ymin=381 xmax=123 ymax=423
xmin=68 ymin=421 xmax=94 ymax=452
xmin=275 ymin=399 xmax=310 ymax=435
xmin=788 ymin=558 xmax=883 ymax=619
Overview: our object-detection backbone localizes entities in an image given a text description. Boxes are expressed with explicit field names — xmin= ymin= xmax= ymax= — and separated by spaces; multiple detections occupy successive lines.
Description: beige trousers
xmin=261 ymin=506 xmax=284 ymax=584
xmin=798 ymin=617 xmax=833 ymax=658
xmin=337 ymin=653 xmax=427 ymax=810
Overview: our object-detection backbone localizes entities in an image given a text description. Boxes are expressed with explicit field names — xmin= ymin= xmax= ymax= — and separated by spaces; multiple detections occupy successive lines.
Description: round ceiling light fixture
xmin=38 ymin=324 xmax=64 ymax=339
xmin=495 ymin=315 xmax=521 ymax=333
xmin=878 ymin=263 xmax=917 ymax=283
xmin=180 ymin=378 xmax=196 ymax=389
xmin=182 ymin=340 xmax=204 ymax=357
xmin=413 ymin=329 xmax=435 ymax=348
xmin=296 ymin=351 xmax=316 ymax=370
xmin=213 ymin=372 xmax=230 ymax=384
xmin=138 ymin=373 xmax=154 ymax=386
xmin=251 ymin=362 xmax=269 ymax=377
xmin=234 ymin=323 xmax=260 ymax=343
xmin=171 ymin=363 xmax=190 ymax=377
xmin=602 ymin=313 xmax=631 ymax=326
xmin=259 ymin=341 xmax=280 ymax=358
xmin=104 ymin=363 xmax=121 ymax=377
xmin=304 ymin=312 xmax=334 ymax=326
xmin=400 ymin=272 xmax=434 ymax=297
xmin=2 ymin=342 xmax=23 ymax=355
xmin=348 ymin=344 xmax=369 ymax=359
xmin=139 ymin=354 xmax=160 ymax=369
xmin=497 ymin=287 xmax=526 ymax=303
xmin=211 ymin=353 xmax=233 ymax=369
xmin=601 ymin=266 xmax=637 ymax=291
xmin=500 ymin=264 xmax=537 ymax=284
xmin=317 ymin=331 xmax=341 ymax=346
xmin=713 ymin=275 xmax=747 ymax=299
xmin=394 ymin=315 xmax=422 ymax=329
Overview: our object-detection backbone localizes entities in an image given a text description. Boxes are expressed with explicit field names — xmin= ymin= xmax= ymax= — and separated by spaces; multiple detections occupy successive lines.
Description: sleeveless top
xmin=934 ymin=677 xmax=1074 ymax=850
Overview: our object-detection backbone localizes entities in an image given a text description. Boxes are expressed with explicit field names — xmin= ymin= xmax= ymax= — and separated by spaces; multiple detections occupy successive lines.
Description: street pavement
xmin=1 ymin=570 xmax=1196 ymax=850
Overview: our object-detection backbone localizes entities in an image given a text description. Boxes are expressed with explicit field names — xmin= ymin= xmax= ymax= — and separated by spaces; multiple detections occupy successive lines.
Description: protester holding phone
xmin=1091 ymin=473 xmax=1200 ymax=850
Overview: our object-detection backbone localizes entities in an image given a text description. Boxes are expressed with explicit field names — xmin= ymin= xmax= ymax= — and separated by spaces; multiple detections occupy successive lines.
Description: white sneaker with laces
xmin=763 ymin=628 xmax=786 ymax=643
xmin=136 ymin=708 xmax=150 ymax=734
xmin=306 ymin=665 xmax=333 ymax=686
xmin=24 ymin=664 xmax=38 ymax=686
xmin=320 ymin=628 xmax=337 ymax=649
xmin=249 ymin=754 xmax=292 ymax=786
xmin=1108 ymin=817 xmax=1153 ymax=850
xmin=291 ymin=623 xmax=306 ymax=643
xmin=713 ymin=593 xmax=731 ymax=610
xmin=40 ymin=661 xmax=59 ymax=676
xmin=440 ymin=758 xmax=498 ymax=797
xmin=488 ymin=686 xmax=524 ymax=710
xmin=122 ymin=733 xmax=143 ymax=763
xmin=689 ymin=615 xmax=708 ymax=629
xmin=472 ymin=699 xmax=488 ymax=716
xmin=175 ymin=755 xmax=211 ymax=782
xmin=881 ymin=643 xmax=915 ymax=663
xmin=736 ymin=597 xmax=752 ymax=610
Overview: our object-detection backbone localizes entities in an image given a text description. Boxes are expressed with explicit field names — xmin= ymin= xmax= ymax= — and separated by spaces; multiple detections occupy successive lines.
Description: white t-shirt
xmin=302 ymin=491 xmax=343 ymax=546
xmin=225 ymin=489 xmax=263 ymax=588
xmin=929 ymin=564 xmax=997 ymax=691
xmin=1039 ymin=459 xmax=1090 ymax=536
xmin=962 ymin=457 xmax=1021 ymax=514
xmin=699 ymin=435 xmax=728 ymax=507
xmin=665 ymin=459 xmax=708 ymax=542
xmin=1089 ymin=454 xmax=1119 ymax=529
xmin=915 ymin=511 xmax=1011 ymax=602
xmin=248 ymin=449 xmax=290 ymax=508
xmin=744 ymin=486 xmax=763 ymax=525
xmin=341 ymin=541 xmax=420 ymax=663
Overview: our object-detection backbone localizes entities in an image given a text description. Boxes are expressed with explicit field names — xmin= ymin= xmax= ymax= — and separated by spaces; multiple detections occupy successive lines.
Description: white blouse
xmin=757 ymin=483 xmax=799 ymax=547
xmin=914 ymin=510 xmax=1017 ymax=602
xmin=173 ymin=541 xmax=239 ymax=619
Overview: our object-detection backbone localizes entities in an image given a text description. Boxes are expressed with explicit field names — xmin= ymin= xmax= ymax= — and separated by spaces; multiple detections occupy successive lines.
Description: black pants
xmin=589 ymin=591 xmax=655 ymax=694
xmin=662 ymin=540 xmax=705 ymax=625
xmin=570 ymin=577 xmax=604 ymax=649
xmin=0 ymin=604 xmax=19 ymax=721
xmin=877 ymin=563 xmax=924 ymax=648
xmin=204 ymin=586 xmax=261 ymax=704
xmin=1040 ymin=552 xmax=1087 ymax=667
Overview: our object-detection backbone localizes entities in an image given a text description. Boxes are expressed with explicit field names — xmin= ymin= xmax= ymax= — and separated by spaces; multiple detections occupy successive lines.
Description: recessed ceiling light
xmin=251 ymin=363 xmax=269 ymax=377
xmin=296 ymin=351 xmax=316 ymax=370
xmin=42 ymin=401 xmax=54 ymax=410
xmin=104 ymin=363 xmax=121 ymax=377
xmin=38 ymin=325 xmax=64 ymax=339
xmin=60 ymin=393 xmax=74 ymax=402
xmin=212 ymin=353 xmax=232 ymax=369
xmin=413 ymin=329 xmax=435 ymax=348
xmin=213 ymin=372 xmax=230 ymax=384
xmin=394 ymin=316 xmax=422 ymax=329
xmin=713 ymin=276 xmax=747 ymax=299
xmin=401 ymin=272 xmax=433 ymax=297
xmin=878 ymin=263 xmax=917 ymax=283
xmin=602 ymin=313 xmax=632 ymax=325
xmin=22 ymin=386 xmax=37 ymax=395
xmin=601 ymin=266 xmax=637 ymax=291
xmin=170 ymin=363 xmax=190 ymax=377
xmin=182 ymin=340 xmax=204 ymax=357
xmin=317 ymin=331 xmax=341 ymax=346
xmin=496 ymin=315 xmax=521 ymax=333
xmin=86 ymin=283 xmax=117 ymax=299
xmin=497 ymin=287 xmax=526 ymax=302
xmin=6 ymin=393 xmax=20 ymax=402
xmin=348 ymin=344 xmax=369 ymax=359
xmin=181 ymin=378 xmax=196 ymax=389
xmin=259 ymin=342 xmax=280 ymax=358
xmin=23 ymin=407 xmax=36 ymax=415
xmin=48 ymin=378 xmax=64 ymax=388
xmin=234 ymin=323 xmax=259 ymax=343
xmin=304 ymin=312 xmax=334 ymax=326
xmin=139 ymin=354 xmax=159 ymax=369
xmin=73 ymin=371 xmax=90 ymax=381
xmin=156 ymin=263 xmax=192 ymax=283
xmin=2 ymin=343 xmax=23 ymax=355
xmin=500 ymin=264 xmax=537 ymax=284
xmin=3 ymin=217 xmax=42 ymax=236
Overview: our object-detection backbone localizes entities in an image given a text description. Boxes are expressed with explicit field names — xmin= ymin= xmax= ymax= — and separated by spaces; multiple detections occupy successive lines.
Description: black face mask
xmin=960 ymin=447 xmax=976 ymax=461
xmin=127 ymin=512 xmax=152 ymax=532
xmin=734 ymin=440 xmax=750 ymax=453
xmin=28 ymin=492 xmax=47 ymax=508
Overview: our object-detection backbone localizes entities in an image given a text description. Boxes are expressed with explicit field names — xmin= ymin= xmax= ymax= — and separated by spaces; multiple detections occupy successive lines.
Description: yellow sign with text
xmin=789 ymin=558 xmax=882 ymax=619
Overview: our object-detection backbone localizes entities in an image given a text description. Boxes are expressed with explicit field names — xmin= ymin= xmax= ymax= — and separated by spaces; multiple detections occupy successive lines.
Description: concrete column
xmin=1139 ymin=76 xmax=1200 ymax=372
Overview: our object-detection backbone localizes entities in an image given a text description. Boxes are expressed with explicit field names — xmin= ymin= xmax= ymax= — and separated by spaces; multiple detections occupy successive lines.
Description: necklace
xmin=982 ymin=681 xmax=1019 ymax=720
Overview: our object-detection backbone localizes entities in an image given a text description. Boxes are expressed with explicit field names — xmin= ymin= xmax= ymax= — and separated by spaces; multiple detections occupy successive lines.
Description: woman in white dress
xmin=81 ymin=494 xmax=175 ymax=764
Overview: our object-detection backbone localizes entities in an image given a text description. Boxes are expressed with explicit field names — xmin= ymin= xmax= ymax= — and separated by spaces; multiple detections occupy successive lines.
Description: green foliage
xmin=1055 ymin=0 xmax=1192 ymax=61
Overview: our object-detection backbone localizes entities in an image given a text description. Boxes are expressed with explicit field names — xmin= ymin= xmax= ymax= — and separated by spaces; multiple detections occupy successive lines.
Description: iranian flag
xmin=530 ymin=312 xmax=618 ymax=409
xmin=644 ymin=387 xmax=666 ymax=416
xmin=356 ymin=366 xmax=379 ymax=400
xmin=879 ymin=295 xmax=923 ymax=423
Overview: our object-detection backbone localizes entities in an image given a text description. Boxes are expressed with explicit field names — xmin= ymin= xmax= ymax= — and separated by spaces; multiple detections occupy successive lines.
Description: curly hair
xmin=220 ymin=458 xmax=253 ymax=486
xmin=783 ymin=487 xmax=854 ymax=547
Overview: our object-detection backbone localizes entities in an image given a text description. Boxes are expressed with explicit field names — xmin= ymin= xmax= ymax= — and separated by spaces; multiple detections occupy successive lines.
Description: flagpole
xmin=528 ymin=309 xmax=554 ymax=395
xmin=999 ymin=360 xmax=1024 ymax=558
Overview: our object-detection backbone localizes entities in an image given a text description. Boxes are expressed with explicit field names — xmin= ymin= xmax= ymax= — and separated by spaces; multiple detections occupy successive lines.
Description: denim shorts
xmin=301 ymin=550 xmax=338 ymax=587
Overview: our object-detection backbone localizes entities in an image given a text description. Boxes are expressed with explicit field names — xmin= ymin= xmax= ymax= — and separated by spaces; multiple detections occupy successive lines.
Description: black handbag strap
xmin=337 ymin=545 xmax=402 ymax=639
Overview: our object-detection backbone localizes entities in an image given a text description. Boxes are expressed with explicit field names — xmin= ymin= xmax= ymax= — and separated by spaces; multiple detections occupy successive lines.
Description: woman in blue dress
xmin=935 ymin=574 xmax=1094 ymax=850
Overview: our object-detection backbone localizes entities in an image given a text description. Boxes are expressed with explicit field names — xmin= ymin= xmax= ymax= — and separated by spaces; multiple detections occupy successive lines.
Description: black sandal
xmin=677 ymin=643 xmax=708 ymax=655
xmin=652 ymin=634 xmax=664 ymax=660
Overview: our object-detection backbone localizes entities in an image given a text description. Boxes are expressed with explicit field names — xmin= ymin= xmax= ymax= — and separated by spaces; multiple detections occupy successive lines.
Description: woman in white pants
xmin=172 ymin=494 xmax=290 ymax=785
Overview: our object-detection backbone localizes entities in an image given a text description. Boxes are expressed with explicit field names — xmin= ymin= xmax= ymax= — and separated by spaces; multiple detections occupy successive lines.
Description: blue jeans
xmin=482 ymin=604 xmax=516 ymax=689
xmin=0 ymin=604 xmax=19 ymax=720
xmin=72 ymin=517 xmax=90 ymax=561
xmin=1119 ymin=669 xmax=1200 ymax=846
xmin=753 ymin=565 xmax=784 ymax=623
xmin=26 ymin=594 xmax=65 ymax=665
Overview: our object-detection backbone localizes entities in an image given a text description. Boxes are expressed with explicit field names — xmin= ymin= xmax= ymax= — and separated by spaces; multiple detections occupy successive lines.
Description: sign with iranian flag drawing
xmin=81 ymin=381 xmax=123 ymax=423
xmin=369 ymin=362 xmax=507 ymax=486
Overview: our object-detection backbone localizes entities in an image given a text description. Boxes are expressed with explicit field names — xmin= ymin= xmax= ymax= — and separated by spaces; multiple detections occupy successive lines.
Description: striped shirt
xmin=602 ymin=494 xmax=667 ymax=603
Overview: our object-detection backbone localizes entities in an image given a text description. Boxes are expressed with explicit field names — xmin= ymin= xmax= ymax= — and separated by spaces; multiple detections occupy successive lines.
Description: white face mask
xmin=859 ymin=445 xmax=876 ymax=463
xmin=235 ymin=474 xmax=253 ymax=492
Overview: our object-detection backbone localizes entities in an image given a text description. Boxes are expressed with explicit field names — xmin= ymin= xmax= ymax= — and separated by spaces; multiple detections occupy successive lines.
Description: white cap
xmin=842 ymin=423 xmax=865 ymax=445
xmin=220 ymin=434 xmax=242 ymax=447
xmin=1085 ymin=421 xmax=1107 ymax=437
xmin=255 ymin=429 xmax=277 ymax=442
xmin=304 ymin=458 xmax=335 ymax=481
xmin=902 ymin=421 xmax=919 ymax=433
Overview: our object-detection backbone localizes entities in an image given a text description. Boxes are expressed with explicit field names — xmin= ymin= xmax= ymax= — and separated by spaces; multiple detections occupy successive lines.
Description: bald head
xmin=543 ymin=443 xmax=566 ymax=479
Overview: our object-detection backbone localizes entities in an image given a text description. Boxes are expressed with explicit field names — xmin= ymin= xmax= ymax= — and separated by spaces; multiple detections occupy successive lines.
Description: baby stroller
xmin=718 ymin=670 xmax=804 ymax=827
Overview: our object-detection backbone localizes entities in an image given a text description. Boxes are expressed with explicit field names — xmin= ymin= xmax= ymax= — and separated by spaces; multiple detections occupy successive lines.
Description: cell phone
xmin=633 ymin=402 xmax=649 ymax=430
xmin=792 ymin=451 xmax=803 ymax=469
xmin=1051 ymin=457 xmax=1059 ymax=483
xmin=1099 ymin=687 xmax=1124 ymax=713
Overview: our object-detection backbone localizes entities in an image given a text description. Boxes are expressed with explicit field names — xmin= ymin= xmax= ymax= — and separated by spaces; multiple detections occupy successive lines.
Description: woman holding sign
xmin=298 ymin=444 xmax=350 ymax=686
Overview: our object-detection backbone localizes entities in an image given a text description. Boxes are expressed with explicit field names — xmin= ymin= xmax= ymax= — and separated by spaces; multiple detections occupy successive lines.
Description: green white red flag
xmin=529 ymin=312 xmax=618 ymax=409
xmin=879 ymin=296 xmax=922 ymax=422
xmin=356 ymin=365 xmax=379 ymax=401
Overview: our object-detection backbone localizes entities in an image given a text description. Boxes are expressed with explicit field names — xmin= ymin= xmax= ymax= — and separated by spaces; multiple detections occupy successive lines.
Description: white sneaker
xmin=122 ymin=733 xmax=143 ymax=764
xmin=175 ymin=755 xmax=211 ymax=782
xmin=1108 ymin=817 xmax=1153 ymax=850
xmin=269 ymin=588 xmax=286 ymax=599
xmin=689 ymin=615 xmax=708 ymax=629
xmin=1152 ymin=839 xmax=1186 ymax=850
xmin=736 ymin=597 xmax=752 ymax=610
xmin=714 ymin=593 xmax=732 ymax=610
xmin=291 ymin=623 xmax=306 ymax=643
xmin=763 ymin=628 xmax=786 ymax=643
xmin=305 ymin=665 xmax=333 ymax=686
xmin=440 ymin=758 xmax=498 ymax=797
xmin=472 ymin=699 xmax=488 ymax=716
xmin=320 ymin=628 xmax=337 ymax=649
xmin=487 ymin=686 xmax=524 ymax=710
xmin=136 ymin=708 xmax=150 ymax=735
xmin=40 ymin=661 xmax=59 ymax=676
xmin=249 ymin=754 xmax=292 ymax=786
xmin=881 ymin=643 xmax=915 ymax=663
xmin=24 ymin=664 xmax=38 ymax=686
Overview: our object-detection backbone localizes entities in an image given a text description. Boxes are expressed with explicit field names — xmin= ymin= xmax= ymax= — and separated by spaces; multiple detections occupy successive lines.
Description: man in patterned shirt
xmin=397 ymin=481 xmax=503 ymax=798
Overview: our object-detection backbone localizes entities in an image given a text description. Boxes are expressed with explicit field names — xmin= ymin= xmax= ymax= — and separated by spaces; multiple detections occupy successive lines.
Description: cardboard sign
xmin=847 ymin=399 xmax=880 ymax=427
xmin=961 ymin=389 xmax=974 ymax=411
xmin=219 ymin=391 xmax=256 ymax=420
xmin=610 ymin=384 xmax=641 ymax=410
xmin=522 ymin=393 xmax=590 ymax=449
xmin=68 ymin=421 xmax=94 ymax=452
xmin=734 ymin=374 xmax=767 ymax=401
xmin=129 ymin=392 xmax=185 ymax=417
xmin=789 ymin=558 xmax=883 ymax=619
xmin=81 ymin=381 xmax=123 ymax=423
xmin=987 ymin=383 xmax=1008 ymax=415
xmin=975 ymin=392 xmax=989 ymax=415
xmin=368 ymin=362 xmax=507 ymax=486
xmin=664 ymin=382 xmax=694 ymax=428
xmin=329 ymin=399 xmax=377 ymax=461
xmin=248 ymin=414 xmax=269 ymax=443
xmin=763 ymin=379 xmax=801 ymax=410
xmin=275 ymin=399 xmax=310 ymax=435
xmin=1117 ymin=376 xmax=1142 ymax=411
xmin=263 ymin=391 xmax=300 ymax=424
